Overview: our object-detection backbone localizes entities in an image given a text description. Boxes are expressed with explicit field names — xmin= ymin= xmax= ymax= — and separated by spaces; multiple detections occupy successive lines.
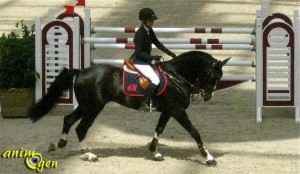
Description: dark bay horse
xmin=28 ymin=51 xmax=230 ymax=165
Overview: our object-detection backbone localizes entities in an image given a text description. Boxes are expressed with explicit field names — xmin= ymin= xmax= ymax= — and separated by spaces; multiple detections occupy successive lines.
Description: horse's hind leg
xmin=48 ymin=106 xmax=83 ymax=151
xmin=149 ymin=112 xmax=171 ymax=161
xmin=75 ymin=105 xmax=105 ymax=161
xmin=172 ymin=109 xmax=216 ymax=166
xmin=59 ymin=107 xmax=85 ymax=147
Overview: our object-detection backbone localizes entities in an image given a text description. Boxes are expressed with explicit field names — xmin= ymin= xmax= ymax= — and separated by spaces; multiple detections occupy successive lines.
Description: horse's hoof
xmin=153 ymin=153 xmax=164 ymax=161
xmin=48 ymin=142 xmax=57 ymax=152
xmin=58 ymin=139 xmax=68 ymax=148
xmin=80 ymin=152 xmax=99 ymax=162
xmin=206 ymin=159 xmax=217 ymax=166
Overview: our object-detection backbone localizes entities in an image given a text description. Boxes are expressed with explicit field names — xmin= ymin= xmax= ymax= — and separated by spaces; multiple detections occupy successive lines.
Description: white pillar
xmin=294 ymin=10 xmax=300 ymax=123
xmin=48 ymin=8 xmax=55 ymax=22
xmin=72 ymin=17 xmax=80 ymax=109
xmin=84 ymin=8 xmax=91 ymax=68
xmin=256 ymin=12 xmax=263 ymax=123
xmin=35 ymin=17 xmax=42 ymax=102
xmin=261 ymin=0 xmax=271 ymax=20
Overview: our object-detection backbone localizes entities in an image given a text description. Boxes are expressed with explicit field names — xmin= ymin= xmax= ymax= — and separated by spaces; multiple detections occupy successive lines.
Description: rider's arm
xmin=150 ymin=28 xmax=173 ymax=56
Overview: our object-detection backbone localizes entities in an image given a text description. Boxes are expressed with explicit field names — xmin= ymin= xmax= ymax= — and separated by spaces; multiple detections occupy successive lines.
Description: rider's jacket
xmin=132 ymin=25 xmax=172 ymax=65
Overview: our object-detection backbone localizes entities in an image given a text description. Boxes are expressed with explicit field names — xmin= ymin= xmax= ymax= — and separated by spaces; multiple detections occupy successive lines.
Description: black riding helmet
xmin=139 ymin=8 xmax=158 ymax=21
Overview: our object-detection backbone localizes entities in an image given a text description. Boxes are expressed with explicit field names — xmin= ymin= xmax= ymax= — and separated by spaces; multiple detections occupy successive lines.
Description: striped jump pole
xmin=84 ymin=37 xmax=255 ymax=45
xmin=92 ymin=58 xmax=254 ymax=67
xmin=93 ymin=43 xmax=255 ymax=50
xmin=92 ymin=27 xmax=255 ymax=34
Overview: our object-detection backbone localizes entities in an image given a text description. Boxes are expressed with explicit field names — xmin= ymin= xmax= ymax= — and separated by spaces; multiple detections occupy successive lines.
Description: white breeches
xmin=134 ymin=64 xmax=160 ymax=85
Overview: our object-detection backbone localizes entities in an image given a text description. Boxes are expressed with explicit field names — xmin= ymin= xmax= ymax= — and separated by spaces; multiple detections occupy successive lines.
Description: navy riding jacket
xmin=132 ymin=25 xmax=172 ymax=65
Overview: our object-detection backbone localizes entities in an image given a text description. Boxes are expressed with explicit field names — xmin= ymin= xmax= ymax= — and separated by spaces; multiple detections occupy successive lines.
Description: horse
xmin=28 ymin=51 xmax=230 ymax=165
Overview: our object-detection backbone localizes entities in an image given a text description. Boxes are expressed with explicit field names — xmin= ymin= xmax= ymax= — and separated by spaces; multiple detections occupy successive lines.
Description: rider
xmin=132 ymin=8 xmax=177 ymax=112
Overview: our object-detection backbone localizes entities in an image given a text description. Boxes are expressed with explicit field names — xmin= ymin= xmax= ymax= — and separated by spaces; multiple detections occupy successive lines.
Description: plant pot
xmin=0 ymin=88 xmax=34 ymax=118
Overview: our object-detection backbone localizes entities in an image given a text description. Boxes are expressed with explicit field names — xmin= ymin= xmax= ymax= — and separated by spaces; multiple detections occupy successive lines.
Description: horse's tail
xmin=28 ymin=68 xmax=80 ymax=123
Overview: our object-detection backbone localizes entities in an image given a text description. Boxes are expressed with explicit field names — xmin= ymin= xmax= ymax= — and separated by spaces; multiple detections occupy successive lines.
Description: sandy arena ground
xmin=0 ymin=0 xmax=300 ymax=174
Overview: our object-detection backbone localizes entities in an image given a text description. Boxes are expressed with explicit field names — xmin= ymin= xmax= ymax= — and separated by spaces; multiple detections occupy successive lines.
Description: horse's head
xmin=198 ymin=58 xmax=231 ymax=101
xmin=164 ymin=51 xmax=231 ymax=101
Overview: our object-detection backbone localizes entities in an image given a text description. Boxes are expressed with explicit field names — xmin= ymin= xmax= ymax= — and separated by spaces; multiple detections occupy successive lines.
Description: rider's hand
xmin=170 ymin=52 xmax=177 ymax=59
xmin=152 ymin=55 xmax=162 ymax=61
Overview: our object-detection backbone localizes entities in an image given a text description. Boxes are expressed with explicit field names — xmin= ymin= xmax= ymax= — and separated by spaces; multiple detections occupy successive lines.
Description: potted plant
xmin=0 ymin=21 xmax=39 ymax=118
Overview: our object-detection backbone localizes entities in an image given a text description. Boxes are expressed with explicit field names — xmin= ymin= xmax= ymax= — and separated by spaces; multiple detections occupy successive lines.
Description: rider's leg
xmin=140 ymin=83 xmax=157 ymax=111
xmin=134 ymin=65 xmax=160 ymax=111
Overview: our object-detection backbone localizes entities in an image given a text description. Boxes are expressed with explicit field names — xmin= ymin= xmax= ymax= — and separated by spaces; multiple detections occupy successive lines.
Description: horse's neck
xmin=165 ymin=56 xmax=211 ymax=83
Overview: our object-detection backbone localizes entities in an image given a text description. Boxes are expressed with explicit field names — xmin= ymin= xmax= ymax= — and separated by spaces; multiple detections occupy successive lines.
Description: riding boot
xmin=139 ymin=83 xmax=157 ymax=112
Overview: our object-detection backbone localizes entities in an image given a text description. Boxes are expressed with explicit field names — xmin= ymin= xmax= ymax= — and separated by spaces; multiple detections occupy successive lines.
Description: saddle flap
xmin=123 ymin=70 xmax=168 ymax=96
xmin=124 ymin=59 xmax=136 ymax=72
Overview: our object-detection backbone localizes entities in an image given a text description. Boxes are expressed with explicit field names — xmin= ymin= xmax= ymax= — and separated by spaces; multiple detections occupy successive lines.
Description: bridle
xmin=191 ymin=80 xmax=218 ymax=101
xmin=158 ymin=59 xmax=219 ymax=101
xmin=191 ymin=67 xmax=220 ymax=101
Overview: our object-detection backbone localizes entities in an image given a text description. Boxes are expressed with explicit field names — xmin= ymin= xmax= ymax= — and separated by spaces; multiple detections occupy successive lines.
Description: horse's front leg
xmin=172 ymin=110 xmax=216 ymax=166
xmin=149 ymin=112 xmax=171 ymax=161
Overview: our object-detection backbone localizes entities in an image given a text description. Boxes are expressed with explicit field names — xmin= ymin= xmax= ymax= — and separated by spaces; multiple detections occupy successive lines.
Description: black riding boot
xmin=139 ymin=83 xmax=157 ymax=112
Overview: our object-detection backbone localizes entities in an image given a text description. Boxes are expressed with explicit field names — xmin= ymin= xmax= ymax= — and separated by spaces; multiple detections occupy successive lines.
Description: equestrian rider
xmin=132 ymin=8 xmax=177 ymax=112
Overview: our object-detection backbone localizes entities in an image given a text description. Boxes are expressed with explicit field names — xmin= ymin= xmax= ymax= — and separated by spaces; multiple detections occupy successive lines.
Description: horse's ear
xmin=221 ymin=57 xmax=231 ymax=67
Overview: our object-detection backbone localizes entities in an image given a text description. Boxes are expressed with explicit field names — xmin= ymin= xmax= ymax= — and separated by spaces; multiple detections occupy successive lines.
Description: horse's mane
xmin=165 ymin=51 xmax=216 ymax=66
xmin=177 ymin=51 xmax=215 ymax=61
xmin=161 ymin=51 xmax=218 ymax=85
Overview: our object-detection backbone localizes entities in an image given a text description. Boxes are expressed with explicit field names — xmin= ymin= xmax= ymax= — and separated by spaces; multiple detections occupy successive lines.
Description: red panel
xmin=211 ymin=28 xmax=222 ymax=33
xmin=211 ymin=45 xmax=223 ymax=49
xmin=125 ymin=43 xmax=135 ymax=49
xmin=207 ymin=39 xmax=220 ymax=44
xmin=116 ymin=38 xmax=128 ymax=43
xmin=195 ymin=45 xmax=206 ymax=49
xmin=125 ymin=27 xmax=136 ymax=33
xmin=190 ymin=39 xmax=202 ymax=44
xmin=195 ymin=28 xmax=206 ymax=33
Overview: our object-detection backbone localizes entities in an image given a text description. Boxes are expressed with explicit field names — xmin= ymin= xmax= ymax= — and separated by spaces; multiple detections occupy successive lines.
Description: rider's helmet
xmin=139 ymin=8 xmax=158 ymax=21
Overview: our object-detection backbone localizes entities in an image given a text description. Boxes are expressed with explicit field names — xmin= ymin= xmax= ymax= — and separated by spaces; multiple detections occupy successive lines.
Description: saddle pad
xmin=122 ymin=70 xmax=168 ymax=97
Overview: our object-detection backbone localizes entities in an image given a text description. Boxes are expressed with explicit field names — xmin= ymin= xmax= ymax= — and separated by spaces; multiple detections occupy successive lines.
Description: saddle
xmin=123 ymin=59 xmax=167 ymax=97
xmin=124 ymin=59 xmax=153 ymax=89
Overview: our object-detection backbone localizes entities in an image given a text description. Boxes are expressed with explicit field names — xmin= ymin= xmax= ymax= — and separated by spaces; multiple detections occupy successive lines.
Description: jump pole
xmin=93 ymin=43 xmax=255 ymax=50
xmin=92 ymin=27 xmax=255 ymax=34
xmin=83 ymin=37 xmax=255 ymax=45
xmin=92 ymin=59 xmax=254 ymax=67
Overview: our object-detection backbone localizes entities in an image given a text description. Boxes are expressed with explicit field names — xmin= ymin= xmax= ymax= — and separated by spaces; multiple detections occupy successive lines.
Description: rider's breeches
xmin=134 ymin=64 xmax=160 ymax=85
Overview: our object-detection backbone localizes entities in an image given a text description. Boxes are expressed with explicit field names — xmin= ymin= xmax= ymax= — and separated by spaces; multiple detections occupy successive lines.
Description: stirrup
xmin=138 ymin=100 xmax=157 ymax=112
xmin=139 ymin=103 xmax=151 ymax=112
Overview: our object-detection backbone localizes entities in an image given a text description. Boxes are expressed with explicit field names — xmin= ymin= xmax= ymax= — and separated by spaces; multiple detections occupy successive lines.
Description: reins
xmin=156 ymin=61 xmax=204 ymax=101
xmin=157 ymin=62 xmax=192 ymax=88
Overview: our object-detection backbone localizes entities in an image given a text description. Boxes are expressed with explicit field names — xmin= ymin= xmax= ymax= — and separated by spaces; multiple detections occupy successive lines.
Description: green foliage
xmin=0 ymin=20 xmax=39 ymax=89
